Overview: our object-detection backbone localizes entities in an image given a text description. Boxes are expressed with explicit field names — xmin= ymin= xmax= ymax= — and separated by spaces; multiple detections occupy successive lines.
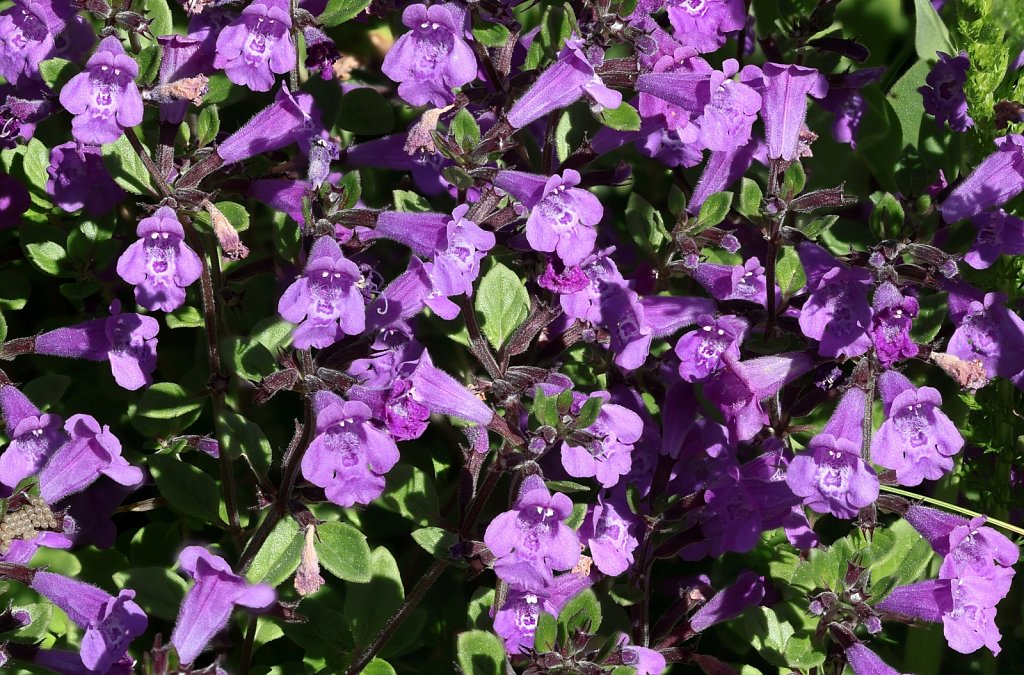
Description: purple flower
xmin=28 ymin=648 xmax=134 ymax=675
xmin=614 ymin=634 xmax=667 ymax=674
xmin=704 ymin=352 xmax=814 ymax=441
xmin=349 ymin=377 xmax=431 ymax=442
xmin=751 ymin=62 xmax=828 ymax=162
xmin=59 ymin=36 xmax=144 ymax=145
xmin=171 ymin=546 xmax=275 ymax=665
xmin=37 ymin=414 xmax=143 ymax=504
xmin=689 ymin=570 xmax=766 ymax=632
xmin=46 ymin=142 xmax=126 ymax=215
xmin=876 ymin=577 xmax=1003 ymax=655
xmin=424 ymin=205 xmax=495 ymax=319
xmin=343 ymin=130 xmax=452 ymax=196
xmin=787 ymin=387 xmax=879 ymax=518
xmin=604 ymin=290 xmax=652 ymax=371
xmin=965 ymin=209 xmax=1024 ymax=269
xmin=844 ymin=643 xmax=904 ymax=675
xmin=689 ymin=139 xmax=760 ymax=212
xmin=493 ymin=169 xmax=603 ymax=266
xmin=560 ymin=250 xmax=626 ymax=324
xmin=364 ymin=256 xmax=433 ymax=336
xmin=156 ymin=35 xmax=207 ymax=124
xmin=301 ymin=392 xmax=400 ymax=508
xmin=408 ymin=351 xmax=494 ymax=425
xmin=696 ymin=60 xmax=762 ymax=152
xmin=667 ymin=0 xmax=746 ymax=53
xmin=818 ymin=67 xmax=885 ymax=148
xmin=797 ymin=242 xmax=873 ymax=358
xmin=870 ymin=371 xmax=963 ymax=486
xmin=1 ymin=86 xmax=55 ymax=149
xmin=0 ymin=385 xmax=67 ymax=497
xmin=217 ymin=86 xmax=316 ymax=164
xmin=870 ymin=282 xmax=919 ymax=367
xmin=116 ymin=207 xmax=204 ymax=313
xmin=0 ymin=0 xmax=74 ymax=84
xmin=940 ymin=134 xmax=1024 ymax=223
xmin=0 ymin=173 xmax=29 ymax=229
xmin=492 ymin=569 xmax=595 ymax=654
xmin=674 ymin=314 xmax=748 ymax=382
xmin=919 ymin=51 xmax=973 ymax=132
xmin=214 ymin=0 xmax=295 ymax=91
xmin=905 ymin=505 xmax=1019 ymax=577
xmin=484 ymin=475 xmax=581 ymax=585
xmin=561 ymin=393 xmax=643 ymax=488
xmin=946 ymin=291 xmax=1024 ymax=383
xmin=692 ymin=257 xmax=771 ymax=306
xmin=578 ymin=497 xmax=639 ymax=576
xmin=303 ymin=27 xmax=339 ymax=80
xmin=381 ymin=3 xmax=476 ymax=107
xmin=278 ymin=236 xmax=365 ymax=349
xmin=29 ymin=571 xmax=147 ymax=672
xmin=636 ymin=48 xmax=706 ymax=131
xmin=35 ymin=300 xmax=159 ymax=391
xmin=506 ymin=38 xmax=621 ymax=129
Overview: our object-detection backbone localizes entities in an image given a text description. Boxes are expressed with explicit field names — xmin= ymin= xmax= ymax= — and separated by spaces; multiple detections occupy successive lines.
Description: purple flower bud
xmin=787 ymin=387 xmax=879 ymax=518
xmin=46 ymin=142 xmax=126 ymax=215
xmin=213 ymin=0 xmax=295 ymax=91
xmin=278 ymin=236 xmax=365 ymax=349
xmin=381 ymin=3 xmax=476 ymax=107
xmin=156 ymin=35 xmax=207 ymax=124
xmin=408 ymin=350 xmax=493 ymax=425
xmin=493 ymin=169 xmax=603 ymax=266
xmin=0 ymin=385 xmax=67 ymax=496
xmin=217 ymin=86 xmax=316 ymax=164
xmin=689 ymin=570 xmax=765 ymax=632
xmin=870 ymin=282 xmax=919 ymax=367
xmin=920 ymin=51 xmax=973 ymax=132
xmin=507 ymin=38 xmax=622 ymax=129
xmin=667 ymin=0 xmax=746 ymax=54
xmin=29 ymin=571 xmax=147 ymax=671
xmin=965 ymin=209 xmax=1024 ymax=269
xmin=0 ymin=173 xmax=29 ymax=229
xmin=59 ymin=36 xmax=144 ymax=145
xmin=304 ymin=26 xmax=339 ymax=80
xmin=484 ymin=475 xmax=581 ymax=585
xmin=870 ymin=371 xmax=962 ymax=486
xmin=37 ymin=414 xmax=142 ymax=504
xmin=307 ymin=137 xmax=339 ymax=189
xmin=247 ymin=178 xmax=308 ymax=223
xmin=615 ymin=634 xmax=667 ymax=674
xmin=301 ymin=392 xmax=400 ymax=507
xmin=116 ymin=206 xmax=204 ymax=312
xmin=35 ymin=301 xmax=159 ymax=391
xmin=561 ymin=393 xmax=643 ymax=488
xmin=844 ymin=643 xmax=905 ymax=675
xmin=751 ymin=62 xmax=828 ymax=162
xmin=797 ymin=242 xmax=873 ymax=358
xmin=940 ymin=134 xmax=1024 ymax=223
xmin=343 ymin=131 xmax=452 ymax=196
xmin=675 ymin=314 xmax=748 ymax=382
xmin=578 ymin=497 xmax=639 ymax=576
xmin=171 ymin=546 xmax=276 ymax=664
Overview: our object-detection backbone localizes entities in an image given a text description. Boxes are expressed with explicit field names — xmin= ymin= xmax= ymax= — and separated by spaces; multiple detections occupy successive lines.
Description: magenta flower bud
xmin=38 ymin=413 xmax=143 ymax=504
xmin=409 ymin=350 xmax=493 ymax=425
xmin=0 ymin=173 xmax=29 ymax=229
xmin=751 ymin=62 xmax=828 ymax=162
xmin=667 ymin=0 xmax=746 ymax=54
xmin=0 ymin=385 xmax=67 ymax=497
xmin=59 ymin=36 xmax=144 ymax=145
xmin=214 ymin=0 xmax=295 ymax=91
xmin=301 ymin=391 xmax=400 ymax=507
xmin=940 ymin=134 xmax=1024 ymax=223
xmin=35 ymin=300 xmax=159 ymax=391
xmin=844 ymin=643 xmax=905 ymax=675
xmin=278 ymin=236 xmax=365 ymax=349
xmin=507 ymin=38 xmax=622 ymax=129
xmin=303 ymin=26 xmax=339 ymax=80
xmin=156 ymin=35 xmax=207 ymax=124
xmin=919 ymin=51 xmax=973 ymax=133
xmin=217 ymin=86 xmax=317 ymax=164
xmin=171 ymin=546 xmax=275 ymax=665
xmin=381 ymin=3 xmax=476 ymax=107
xmin=46 ymin=141 xmax=126 ymax=215
xmin=797 ymin=242 xmax=873 ymax=358
xmin=29 ymin=571 xmax=147 ymax=672
xmin=116 ymin=206 xmax=204 ymax=312
xmin=689 ymin=570 xmax=765 ymax=633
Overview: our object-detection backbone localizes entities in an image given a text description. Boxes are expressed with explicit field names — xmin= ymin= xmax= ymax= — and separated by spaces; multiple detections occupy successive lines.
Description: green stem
xmin=879 ymin=485 xmax=1024 ymax=537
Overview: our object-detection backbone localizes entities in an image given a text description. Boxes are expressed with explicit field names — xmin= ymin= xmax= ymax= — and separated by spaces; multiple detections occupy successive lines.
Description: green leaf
xmin=338 ymin=171 xmax=362 ymax=209
xmin=337 ymin=88 xmax=395 ymax=136
xmin=625 ymin=193 xmax=668 ymax=254
xmin=737 ymin=178 xmax=763 ymax=219
xmin=194 ymin=201 xmax=250 ymax=233
xmin=533 ymin=611 xmax=557 ymax=652
xmin=102 ymin=134 xmax=155 ymax=195
xmin=345 ymin=547 xmax=404 ymax=647
xmin=166 ymin=305 xmax=204 ymax=329
xmin=782 ymin=161 xmax=806 ymax=198
xmin=557 ymin=588 xmax=601 ymax=637
xmin=457 ymin=630 xmax=506 ymax=675
xmin=693 ymin=191 xmax=734 ymax=232
xmin=148 ymin=454 xmax=224 ymax=524
xmin=132 ymin=383 xmax=204 ymax=437
xmin=868 ymin=191 xmax=906 ymax=240
xmin=223 ymin=336 xmax=277 ymax=381
xmin=197 ymin=105 xmax=220 ymax=147
xmin=911 ymin=291 xmax=946 ymax=343
xmin=0 ymin=309 xmax=7 ymax=343
xmin=113 ymin=567 xmax=188 ymax=621
xmin=668 ymin=184 xmax=688 ymax=217
xmin=21 ymin=224 xmax=68 ymax=276
xmin=38 ymin=58 xmax=78 ymax=91
xmin=393 ymin=189 xmax=432 ymax=213
xmin=145 ymin=0 xmax=173 ymax=38
xmin=743 ymin=607 xmax=794 ymax=667
xmin=411 ymin=527 xmax=456 ymax=561
xmin=134 ymin=44 xmax=162 ymax=85
xmin=886 ymin=60 xmax=930 ymax=150
xmin=914 ymin=0 xmax=955 ymax=61
xmin=797 ymin=214 xmax=839 ymax=239
xmin=596 ymin=102 xmax=642 ymax=131
xmin=362 ymin=660 xmax=397 ymax=675
xmin=247 ymin=517 xmax=304 ymax=587
xmin=533 ymin=388 xmax=559 ymax=427
xmin=315 ymin=521 xmax=373 ymax=583
xmin=0 ymin=267 xmax=30 ymax=311
xmin=867 ymin=518 xmax=935 ymax=599
xmin=574 ymin=396 xmax=602 ymax=429
xmin=475 ymin=263 xmax=530 ymax=350
xmin=22 ymin=138 xmax=52 ymax=208
xmin=13 ymin=603 xmax=53 ymax=641
xmin=378 ymin=463 xmax=440 ymax=525
xmin=775 ymin=247 xmax=806 ymax=296
xmin=319 ymin=0 xmax=373 ymax=26
xmin=450 ymin=109 xmax=481 ymax=152
xmin=219 ymin=410 xmax=273 ymax=474
xmin=473 ymin=23 xmax=510 ymax=47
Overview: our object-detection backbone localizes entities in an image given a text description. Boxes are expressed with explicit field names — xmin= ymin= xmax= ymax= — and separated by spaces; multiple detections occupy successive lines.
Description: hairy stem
xmin=879 ymin=485 xmax=1024 ymax=537
xmin=125 ymin=128 xmax=173 ymax=199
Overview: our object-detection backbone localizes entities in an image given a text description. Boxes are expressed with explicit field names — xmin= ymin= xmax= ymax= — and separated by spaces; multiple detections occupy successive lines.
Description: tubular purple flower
xmin=797 ymin=242 xmax=873 ymax=358
xmin=689 ymin=570 xmax=766 ymax=633
xmin=506 ymin=38 xmax=621 ymax=129
xmin=343 ymin=131 xmax=452 ymax=196
xmin=844 ymin=643 xmax=905 ymax=675
xmin=675 ymin=314 xmax=748 ymax=382
xmin=46 ymin=142 xmax=126 ymax=215
xmin=29 ymin=571 xmax=147 ymax=672
xmin=667 ymin=0 xmax=746 ymax=53
xmin=304 ymin=27 xmax=339 ymax=80
xmin=578 ymin=497 xmax=639 ymax=576
xmin=278 ymin=236 xmax=365 ymax=349
xmin=604 ymin=289 xmax=652 ymax=371
xmin=492 ymin=568 xmax=595 ymax=654
xmin=37 ymin=413 xmax=143 ymax=504
xmin=965 ymin=210 xmax=1024 ymax=269
xmin=0 ymin=173 xmax=30 ymax=229
xmin=0 ymin=0 xmax=77 ymax=84
xmin=870 ymin=282 xmax=919 ymax=367
xmin=818 ymin=67 xmax=885 ymax=148
xmin=360 ymin=211 xmax=449 ymax=257
xmin=692 ymin=257 xmax=772 ymax=305
xmin=614 ymin=634 xmax=667 ymax=674
xmin=919 ymin=51 xmax=973 ymax=132
xmin=117 ymin=207 xmax=204 ymax=312
xmin=752 ymin=62 xmax=828 ymax=162
xmin=561 ymin=393 xmax=643 ymax=488
xmin=940 ymin=134 xmax=1024 ymax=223
xmin=408 ymin=351 xmax=493 ymax=425
xmin=689 ymin=139 xmax=760 ymax=212
xmin=59 ymin=36 xmax=143 ymax=145
xmin=946 ymin=291 xmax=1024 ymax=383
xmin=870 ymin=370 xmax=963 ymax=486
xmin=381 ymin=3 xmax=477 ymax=107
xmin=30 ymin=648 xmax=134 ymax=675
xmin=0 ymin=385 xmax=67 ymax=497
xmin=365 ymin=256 xmax=433 ymax=333
xmin=171 ymin=546 xmax=275 ymax=665
xmin=560 ymin=250 xmax=626 ymax=324
xmin=214 ymin=0 xmax=295 ymax=91
xmin=217 ymin=86 xmax=317 ymax=164
xmin=156 ymin=35 xmax=207 ymax=124
xmin=424 ymin=205 xmax=495 ymax=319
